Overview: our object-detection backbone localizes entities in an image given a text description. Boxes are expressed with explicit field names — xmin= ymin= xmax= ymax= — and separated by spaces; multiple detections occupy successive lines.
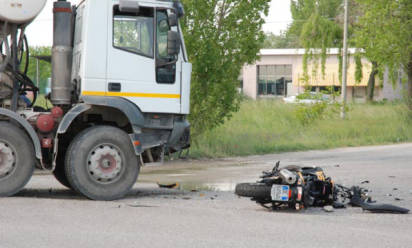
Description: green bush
xmin=295 ymin=102 xmax=328 ymax=125
xmin=294 ymin=101 xmax=342 ymax=125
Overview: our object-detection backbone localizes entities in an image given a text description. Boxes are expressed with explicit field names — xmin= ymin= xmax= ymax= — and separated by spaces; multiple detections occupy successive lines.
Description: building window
xmin=319 ymin=86 xmax=341 ymax=94
xmin=257 ymin=65 xmax=292 ymax=96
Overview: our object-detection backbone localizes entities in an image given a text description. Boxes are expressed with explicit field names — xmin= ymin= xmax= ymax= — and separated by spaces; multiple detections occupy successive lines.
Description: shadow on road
xmin=13 ymin=187 xmax=189 ymax=201
xmin=15 ymin=189 xmax=85 ymax=200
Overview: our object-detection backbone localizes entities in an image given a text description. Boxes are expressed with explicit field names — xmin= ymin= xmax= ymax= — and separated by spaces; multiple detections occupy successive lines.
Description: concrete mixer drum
xmin=0 ymin=0 xmax=46 ymax=106
xmin=0 ymin=0 xmax=47 ymax=26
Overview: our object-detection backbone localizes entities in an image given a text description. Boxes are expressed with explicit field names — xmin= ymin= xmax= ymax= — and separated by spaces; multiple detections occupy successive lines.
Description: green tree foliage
xmin=263 ymin=32 xmax=298 ymax=49
xmin=288 ymin=0 xmax=342 ymax=45
xmin=25 ymin=46 xmax=52 ymax=94
xmin=289 ymin=0 xmax=343 ymax=81
xmin=354 ymin=0 xmax=412 ymax=103
xmin=354 ymin=50 xmax=363 ymax=83
xmin=180 ymin=0 xmax=271 ymax=136
xmin=289 ymin=1 xmax=367 ymax=84
xmin=290 ymin=0 xmax=412 ymax=103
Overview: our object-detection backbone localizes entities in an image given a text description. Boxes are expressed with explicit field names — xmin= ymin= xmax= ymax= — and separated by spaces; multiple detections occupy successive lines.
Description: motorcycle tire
xmin=235 ymin=183 xmax=271 ymax=199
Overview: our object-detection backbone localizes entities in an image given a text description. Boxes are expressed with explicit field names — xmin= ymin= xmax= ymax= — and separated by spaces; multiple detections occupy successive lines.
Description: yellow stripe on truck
xmin=82 ymin=91 xmax=180 ymax=99
xmin=82 ymin=91 xmax=106 ymax=96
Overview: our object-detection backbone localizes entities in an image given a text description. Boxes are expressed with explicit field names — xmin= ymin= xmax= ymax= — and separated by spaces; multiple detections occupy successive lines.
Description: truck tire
xmin=64 ymin=126 xmax=140 ymax=200
xmin=235 ymin=183 xmax=271 ymax=199
xmin=53 ymin=160 xmax=72 ymax=189
xmin=0 ymin=122 xmax=35 ymax=197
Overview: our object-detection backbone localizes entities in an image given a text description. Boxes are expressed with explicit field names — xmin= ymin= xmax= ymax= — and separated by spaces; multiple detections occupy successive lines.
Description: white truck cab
xmin=0 ymin=0 xmax=192 ymax=200
xmin=75 ymin=0 xmax=191 ymax=114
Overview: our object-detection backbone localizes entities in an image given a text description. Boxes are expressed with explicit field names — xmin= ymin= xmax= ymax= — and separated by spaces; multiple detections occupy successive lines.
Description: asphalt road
xmin=1 ymin=143 xmax=412 ymax=248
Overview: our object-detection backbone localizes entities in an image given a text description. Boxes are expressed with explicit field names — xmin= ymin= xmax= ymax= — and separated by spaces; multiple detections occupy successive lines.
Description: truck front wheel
xmin=64 ymin=126 xmax=140 ymax=200
xmin=0 ymin=122 xmax=35 ymax=197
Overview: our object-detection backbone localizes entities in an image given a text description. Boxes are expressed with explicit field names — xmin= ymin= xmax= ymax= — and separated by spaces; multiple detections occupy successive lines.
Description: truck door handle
xmin=108 ymin=82 xmax=121 ymax=92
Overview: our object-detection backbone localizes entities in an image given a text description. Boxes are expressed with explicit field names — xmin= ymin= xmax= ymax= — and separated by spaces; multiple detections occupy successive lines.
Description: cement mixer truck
xmin=0 ymin=0 xmax=192 ymax=200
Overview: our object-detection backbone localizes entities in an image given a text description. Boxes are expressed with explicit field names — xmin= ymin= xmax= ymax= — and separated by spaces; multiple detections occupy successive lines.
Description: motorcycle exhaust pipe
xmin=279 ymin=169 xmax=297 ymax=185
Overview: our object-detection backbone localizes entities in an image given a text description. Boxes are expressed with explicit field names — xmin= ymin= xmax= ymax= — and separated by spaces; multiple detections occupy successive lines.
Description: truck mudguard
xmin=56 ymin=103 xmax=92 ymax=134
xmin=82 ymin=96 xmax=145 ymax=132
xmin=0 ymin=108 xmax=42 ymax=159
xmin=57 ymin=96 xmax=145 ymax=134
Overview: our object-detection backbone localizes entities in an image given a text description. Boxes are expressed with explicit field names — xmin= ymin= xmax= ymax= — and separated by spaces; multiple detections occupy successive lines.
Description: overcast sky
xmin=26 ymin=0 xmax=292 ymax=47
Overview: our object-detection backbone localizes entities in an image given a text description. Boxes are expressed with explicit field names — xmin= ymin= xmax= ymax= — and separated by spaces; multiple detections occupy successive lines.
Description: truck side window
xmin=156 ymin=10 xmax=176 ymax=84
xmin=156 ymin=11 xmax=169 ymax=59
xmin=113 ymin=7 xmax=154 ymax=58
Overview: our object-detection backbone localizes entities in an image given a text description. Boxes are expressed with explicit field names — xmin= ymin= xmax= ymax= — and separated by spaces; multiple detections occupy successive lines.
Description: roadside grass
xmin=189 ymin=100 xmax=412 ymax=158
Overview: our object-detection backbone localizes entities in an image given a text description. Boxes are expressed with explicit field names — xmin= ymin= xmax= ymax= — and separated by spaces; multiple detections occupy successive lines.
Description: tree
xmin=288 ymin=0 xmax=382 ymax=101
xmin=22 ymin=46 xmax=52 ymax=94
xmin=180 ymin=0 xmax=271 ymax=136
xmin=263 ymin=32 xmax=298 ymax=49
xmin=289 ymin=0 xmax=344 ymax=82
xmin=365 ymin=61 xmax=378 ymax=102
xmin=355 ymin=0 xmax=412 ymax=106
xmin=288 ymin=0 xmax=342 ymax=46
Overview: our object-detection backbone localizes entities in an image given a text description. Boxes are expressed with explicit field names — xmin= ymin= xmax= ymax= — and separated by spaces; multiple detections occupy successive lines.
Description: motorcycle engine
xmin=269 ymin=167 xmax=335 ymax=210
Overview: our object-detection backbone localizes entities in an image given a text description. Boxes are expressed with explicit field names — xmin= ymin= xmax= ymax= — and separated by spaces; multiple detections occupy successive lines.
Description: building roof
xmin=259 ymin=48 xmax=360 ymax=56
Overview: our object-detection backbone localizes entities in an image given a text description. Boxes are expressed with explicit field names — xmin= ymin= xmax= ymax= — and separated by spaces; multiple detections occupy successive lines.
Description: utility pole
xmin=341 ymin=0 xmax=349 ymax=119
xmin=36 ymin=58 xmax=39 ymax=87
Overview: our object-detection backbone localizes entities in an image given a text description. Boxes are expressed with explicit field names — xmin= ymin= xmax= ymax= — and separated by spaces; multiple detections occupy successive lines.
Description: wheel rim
xmin=0 ymin=141 xmax=17 ymax=179
xmin=87 ymin=144 xmax=124 ymax=184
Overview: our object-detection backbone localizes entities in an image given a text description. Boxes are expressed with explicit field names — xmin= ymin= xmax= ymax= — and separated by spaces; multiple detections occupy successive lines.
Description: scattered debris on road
xmin=127 ymin=203 xmax=158 ymax=208
xmin=157 ymin=183 xmax=180 ymax=189
xmin=323 ymin=206 xmax=334 ymax=212
xmin=235 ymin=161 xmax=410 ymax=214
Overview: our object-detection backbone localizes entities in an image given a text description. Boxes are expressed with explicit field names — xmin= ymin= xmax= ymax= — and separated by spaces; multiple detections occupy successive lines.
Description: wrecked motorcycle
xmin=235 ymin=162 xmax=409 ymax=214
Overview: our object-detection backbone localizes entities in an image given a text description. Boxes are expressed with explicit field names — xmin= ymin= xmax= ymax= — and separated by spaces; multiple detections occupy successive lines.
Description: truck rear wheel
xmin=53 ymin=160 xmax=72 ymax=189
xmin=64 ymin=126 xmax=140 ymax=200
xmin=0 ymin=122 xmax=35 ymax=197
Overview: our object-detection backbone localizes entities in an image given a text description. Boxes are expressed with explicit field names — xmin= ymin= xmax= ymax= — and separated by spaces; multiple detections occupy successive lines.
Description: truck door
xmin=106 ymin=4 xmax=181 ymax=114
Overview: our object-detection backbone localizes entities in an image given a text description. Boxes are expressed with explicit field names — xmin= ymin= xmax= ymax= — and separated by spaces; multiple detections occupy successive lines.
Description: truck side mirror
xmin=173 ymin=2 xmax=185 ymax=18
xmin=167 ymin=31 xmax=180 ymax=56
xmin=168 ymin=13 xmax=177 ymax=27
xmin=119 ymin=0 xmax=139 ymax=13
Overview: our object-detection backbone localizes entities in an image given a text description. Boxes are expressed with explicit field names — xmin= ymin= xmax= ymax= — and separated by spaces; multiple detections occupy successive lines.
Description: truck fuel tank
xmin=0 ymin=0 xmax=47 ymax=25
